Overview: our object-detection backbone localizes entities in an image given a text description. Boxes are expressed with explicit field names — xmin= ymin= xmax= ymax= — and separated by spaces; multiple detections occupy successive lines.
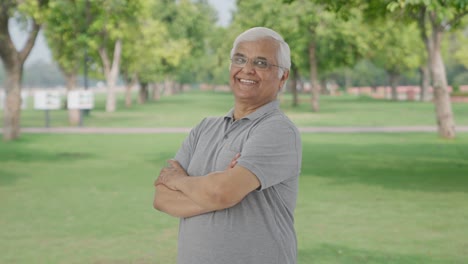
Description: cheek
xmin=229 ymin=68 xmax=242 ymax=83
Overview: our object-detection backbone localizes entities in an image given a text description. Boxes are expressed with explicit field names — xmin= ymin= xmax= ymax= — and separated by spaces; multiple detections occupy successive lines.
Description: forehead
xmin=234 ymin=38 xmax=278 ymax=59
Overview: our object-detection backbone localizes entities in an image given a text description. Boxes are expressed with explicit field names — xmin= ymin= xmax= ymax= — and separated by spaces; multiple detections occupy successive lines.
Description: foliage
xmin=366 ymin=18 xmax=423 ymax=89
xmin=43 ymin=0 xmax=87 ymax=76
xmin=86 ymin=0 xmax=142 ymax=73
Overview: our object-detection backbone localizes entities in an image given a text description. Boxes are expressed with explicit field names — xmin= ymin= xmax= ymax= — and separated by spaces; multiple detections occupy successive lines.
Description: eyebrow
xmin=233 ymin=53 xmax=269 ymax=61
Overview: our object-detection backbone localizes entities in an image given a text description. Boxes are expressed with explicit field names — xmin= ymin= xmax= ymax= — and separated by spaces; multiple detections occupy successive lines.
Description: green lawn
xmin=19 ymin=90 xmax=468 ymax=128
xmin=1 ymin=133 xmax=467 ymax=263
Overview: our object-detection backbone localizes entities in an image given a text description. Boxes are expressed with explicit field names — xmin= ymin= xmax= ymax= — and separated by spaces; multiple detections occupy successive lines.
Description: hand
xmin=227 ymin=153 xmax=241 ymax=170
xmin=155 ymin=159 xmax=188 ymax=190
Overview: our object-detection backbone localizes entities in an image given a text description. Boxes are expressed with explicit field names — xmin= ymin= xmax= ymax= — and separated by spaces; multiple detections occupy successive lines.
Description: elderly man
xmin=154 ymin=27 xmax=302 ymax=264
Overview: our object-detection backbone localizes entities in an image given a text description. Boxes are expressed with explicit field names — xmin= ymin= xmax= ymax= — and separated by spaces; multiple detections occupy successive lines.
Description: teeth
xmin=240 ymin=79 xmax=256 ymax=84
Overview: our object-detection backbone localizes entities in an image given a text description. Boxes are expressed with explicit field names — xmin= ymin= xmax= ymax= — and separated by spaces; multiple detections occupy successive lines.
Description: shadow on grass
xmin=0 ymin=150 xmax=94 ymax=186
xmin=0 ymin=169 xmax=28 ymax=186
xmin=298 ymin=243 xmax=451 ymax=264
xmin=302 ymin=140 xmax=468 ymax=193
xmin=0 ymin=148 xmax=94 ymax=163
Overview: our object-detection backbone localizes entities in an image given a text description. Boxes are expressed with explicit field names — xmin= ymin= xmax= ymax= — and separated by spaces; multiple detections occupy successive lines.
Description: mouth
xmin=237 ymin=78 xmax=258 ymax=85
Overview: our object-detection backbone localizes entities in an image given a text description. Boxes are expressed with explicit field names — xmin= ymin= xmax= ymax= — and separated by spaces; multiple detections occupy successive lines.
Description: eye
xmin=232 ymin=56 xmax=247 ymax=65
xmin=254 ymin=59 xmax=269 ymax=68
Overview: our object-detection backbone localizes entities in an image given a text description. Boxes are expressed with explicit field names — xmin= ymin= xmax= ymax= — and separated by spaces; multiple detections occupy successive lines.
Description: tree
xmin=0 ymin=0 xmax=49 ymax=141
xmin=85 ymin=0 xmax=142 ymax=112
xmin=367 ymin=19 xmax=422 ymax=100
xmin=44 ymin=0 xmax=88 ymax=125
xmin=234 ymin=0 xmax=368 ymax=111
xmin=386 ymin=0 xmax=468 ymax=138
xmin=152 ymin=0 xmax=215 ymax=95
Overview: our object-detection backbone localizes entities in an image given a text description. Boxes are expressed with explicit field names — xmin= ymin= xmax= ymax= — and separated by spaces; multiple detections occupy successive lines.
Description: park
xmin=1 ymin=91 xmax=468 ymax=263
xmin=1 ymin=0 xmax=468 ymax=263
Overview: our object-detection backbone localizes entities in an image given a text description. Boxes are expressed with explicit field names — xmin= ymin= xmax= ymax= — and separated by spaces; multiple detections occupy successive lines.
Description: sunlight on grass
xmin=1 ymin=133 xmax=468 ymax=263
xmin=19 ymin=90 xmax=468 ymax=128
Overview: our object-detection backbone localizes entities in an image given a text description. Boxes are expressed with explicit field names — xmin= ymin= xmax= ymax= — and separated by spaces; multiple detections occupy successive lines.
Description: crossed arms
xmin=153 ymin=155 xmax=260 ymax=218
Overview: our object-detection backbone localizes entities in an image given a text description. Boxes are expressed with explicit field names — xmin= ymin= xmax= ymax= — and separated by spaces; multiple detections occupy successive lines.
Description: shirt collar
xmin=224 ymin=100 xmax=280 ymax=122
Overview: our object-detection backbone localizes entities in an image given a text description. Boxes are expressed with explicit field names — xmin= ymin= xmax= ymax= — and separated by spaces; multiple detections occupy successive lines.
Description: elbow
xmin=153 ymin=199 xmax=160 ymax=211
xmin=153 ymin=193 xmax=163 ymax=211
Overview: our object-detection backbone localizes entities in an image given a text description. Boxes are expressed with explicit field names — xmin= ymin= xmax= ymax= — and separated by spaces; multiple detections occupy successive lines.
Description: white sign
xmin=0 ymin=91 xmax=28 ymax=110
xmin=67 ymin=90 xmax=94 ymax=109
xmin=34 ymin=91 xmax=62 ymax=110
xmin=21 ymin=91 xmax=28 ymax=109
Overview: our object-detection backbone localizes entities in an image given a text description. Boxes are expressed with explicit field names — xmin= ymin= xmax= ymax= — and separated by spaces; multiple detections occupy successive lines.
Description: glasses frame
xmin=230 ymin=55 xmax=285 ymax=71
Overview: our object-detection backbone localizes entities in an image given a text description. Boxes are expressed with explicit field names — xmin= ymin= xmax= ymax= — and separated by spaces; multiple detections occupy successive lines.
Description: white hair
xmin=230 ymin=27 xmax=291 ymax=78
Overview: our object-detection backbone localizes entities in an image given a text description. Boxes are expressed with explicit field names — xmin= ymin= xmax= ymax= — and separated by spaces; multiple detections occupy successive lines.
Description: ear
xmin=278 ymin=70 xmax=290 ymax=89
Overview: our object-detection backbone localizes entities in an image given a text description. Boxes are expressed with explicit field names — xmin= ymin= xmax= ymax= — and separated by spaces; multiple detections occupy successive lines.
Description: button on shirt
xmin=175 ymin=100 xmax=302 ymax=264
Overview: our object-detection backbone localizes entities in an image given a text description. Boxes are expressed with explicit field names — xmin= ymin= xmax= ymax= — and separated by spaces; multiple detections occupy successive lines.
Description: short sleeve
xmin=174 ymin=118 xmax=206 ymax=171
xmin=236 ymin=118 xmax=302 ymax=190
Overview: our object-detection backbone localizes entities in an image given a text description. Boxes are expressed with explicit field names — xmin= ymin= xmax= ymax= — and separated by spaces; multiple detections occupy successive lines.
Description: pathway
xmin=4 ymin=126 xmax=468 ymax=134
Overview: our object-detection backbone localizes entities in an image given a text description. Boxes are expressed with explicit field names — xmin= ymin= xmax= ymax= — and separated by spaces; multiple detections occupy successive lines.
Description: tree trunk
xmin=152 ymin=83 xmax=161 ymax=101
xmin=164 ymin=77 xmax=174 ymax=96
xmin=0 ymin=13 xmax=41 ymax=141
xmin=139 ymin=82 xmax=149 ymax=104
xmin=418 ymin=9 xmax=455 ymax=138
xmin=125 ymin=73 xmax=137 ymax=108
xmin=429 ymin=28 xmax=455 ymax=138
xmin=64 ymin=72 xmax=80 ymax=126
xmin=389 ymin=72 xmax=400 ymax=101
xmin=3 ymin=65 xmax=22 ymax=140
xmin=290 ymin=65 xmax=298 ymax=107
xmin=308 ymin=42 xmax=320 ymax=112
xmin=344 ymin=68 xmax=352 ymax=91
xmin=419 ymin=64 xmax=430 ymax=101
xmin=98 ymin=39 xmax=122 ymax=113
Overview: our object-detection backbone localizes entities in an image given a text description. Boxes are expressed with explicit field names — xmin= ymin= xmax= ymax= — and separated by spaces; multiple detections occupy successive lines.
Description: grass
xmin=18 ymin=90 xmax=468 ymax=128
xmin=1 ymin=133 xmax=468 ymax=263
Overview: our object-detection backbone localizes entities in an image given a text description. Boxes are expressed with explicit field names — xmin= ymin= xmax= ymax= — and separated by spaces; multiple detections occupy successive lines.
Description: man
xmin=154 ymin=27 xmax=302 ymax=264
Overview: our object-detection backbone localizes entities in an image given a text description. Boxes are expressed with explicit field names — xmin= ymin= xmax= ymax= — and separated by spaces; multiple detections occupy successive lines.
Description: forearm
xmin=173 ymin=170 xmax=242 ymax=211
xmin=153 ymin=184 xmax=212 ymax=218
xmin=157 ymin=159 xmax=258 ymax=214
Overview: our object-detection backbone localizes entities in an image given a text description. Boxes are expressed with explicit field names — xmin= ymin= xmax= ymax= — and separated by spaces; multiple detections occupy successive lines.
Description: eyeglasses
xmin=230 ymin=55 xmax=284 ymax=71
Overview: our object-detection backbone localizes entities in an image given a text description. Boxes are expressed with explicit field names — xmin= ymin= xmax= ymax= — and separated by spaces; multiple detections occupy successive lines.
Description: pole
xmin=45 ymin=110 xmax=50 ymax=128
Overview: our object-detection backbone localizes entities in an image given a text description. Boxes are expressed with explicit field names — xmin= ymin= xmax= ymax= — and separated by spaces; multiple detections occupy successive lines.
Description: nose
xmin=241 ymin=60 xmax=256 ymax=74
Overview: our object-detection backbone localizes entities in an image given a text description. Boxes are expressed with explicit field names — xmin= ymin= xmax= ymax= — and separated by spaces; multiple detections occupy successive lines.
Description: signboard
xmin=0 ymin=91 xmax=29 ymax=110
xmin=34 ymin=91 xmax=61 ymax=110
xmin=21 ymin=91 xmax=28 ymax=109
xmin=68 ymin=90 xmax=94 ymax=109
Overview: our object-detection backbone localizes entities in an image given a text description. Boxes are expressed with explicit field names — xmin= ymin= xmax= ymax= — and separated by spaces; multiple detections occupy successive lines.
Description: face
xmin=229 ymin=39 xmax=289 ymax=107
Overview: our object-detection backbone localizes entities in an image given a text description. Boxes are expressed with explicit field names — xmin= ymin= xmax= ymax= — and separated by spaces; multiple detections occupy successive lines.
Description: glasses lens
xmin=253 ymin=59 xmax=269 ymax=69
xmin=231 ymin=56 xmax=274 ymax=70
xmin=232 ymin=56 xmax=247 ymax=66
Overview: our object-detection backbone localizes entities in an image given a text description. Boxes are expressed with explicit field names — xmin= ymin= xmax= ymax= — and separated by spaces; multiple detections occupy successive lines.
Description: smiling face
xmin=229 ymin=38 xmax=289 ymax=109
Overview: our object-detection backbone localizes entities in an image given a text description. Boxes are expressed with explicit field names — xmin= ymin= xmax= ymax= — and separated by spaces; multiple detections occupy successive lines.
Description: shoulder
xmin=193 ymin=116 xmax=224 ymax=129
xmin=254 ymin=110 xmax=300 ymax=137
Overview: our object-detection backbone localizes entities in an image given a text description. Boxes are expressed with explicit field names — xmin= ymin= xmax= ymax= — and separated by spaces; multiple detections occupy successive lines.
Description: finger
xmin=155 ymin=177 xmax=163 ymax=186
xmin=230 ymin=153 xmax=241 ymax=168
xmin=165 ymin=160 xmax=174 ymax=168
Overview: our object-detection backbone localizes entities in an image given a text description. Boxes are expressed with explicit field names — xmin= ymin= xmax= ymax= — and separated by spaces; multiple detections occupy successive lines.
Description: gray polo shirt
xmin=174 ymin=100 xmax=302 ymax=264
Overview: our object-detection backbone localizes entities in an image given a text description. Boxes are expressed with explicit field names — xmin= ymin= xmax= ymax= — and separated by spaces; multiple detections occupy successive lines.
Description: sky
xmin=10 ymin=0 xmax=235 ymax=65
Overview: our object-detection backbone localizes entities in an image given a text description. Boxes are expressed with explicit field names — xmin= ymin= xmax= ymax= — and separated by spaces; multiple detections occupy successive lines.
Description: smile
xmin=238 ymin=78 xmax=258 ymax=85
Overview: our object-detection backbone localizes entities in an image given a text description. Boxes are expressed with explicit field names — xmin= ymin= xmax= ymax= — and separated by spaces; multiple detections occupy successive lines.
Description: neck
xmin=233 ymin=99 xmax=275 ymax=120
